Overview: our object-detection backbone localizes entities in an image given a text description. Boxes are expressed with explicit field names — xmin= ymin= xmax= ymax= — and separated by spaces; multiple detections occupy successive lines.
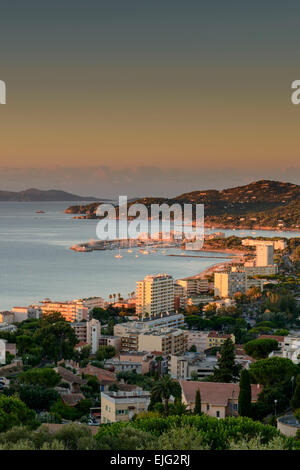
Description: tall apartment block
xmin=136 ymin=274 xmax=174 ymax=318
xmin=214 ymin=271 xmax=246 ymax=298
xmin=256 ymin=244 xmax=274 ymax=267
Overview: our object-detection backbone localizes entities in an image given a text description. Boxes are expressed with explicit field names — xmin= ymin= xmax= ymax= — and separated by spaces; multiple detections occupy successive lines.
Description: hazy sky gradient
xmin=0 ymin=1 xmax=300 ymax=196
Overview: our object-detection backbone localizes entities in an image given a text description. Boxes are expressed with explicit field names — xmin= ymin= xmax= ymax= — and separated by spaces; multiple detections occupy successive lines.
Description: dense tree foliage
xmin=0 ymin=395 xmax=36 ymax=432
xmin=212 ymin=338 xmax=242 ymax=383
xmin=95 ymin=414 xmax=289 ymax=450
xmin=244 ymin=339 xmax=278 ymax=359
xmin=150 ymin=376 xmax=181 ymax=416
xmin=33 ymin=321 xmax=77 ymax=362
xmin=96 ymin=346 xmax=116 ymax=362
xmin=238 ymin=370 xmax=252 ymax=417
xmin=249 ymin=357 xmax=298 ymax=387
xmin=3 ymin=385 xmax=59 ymax=412
xmin=18 ymin=368 xmax=61 ymax=388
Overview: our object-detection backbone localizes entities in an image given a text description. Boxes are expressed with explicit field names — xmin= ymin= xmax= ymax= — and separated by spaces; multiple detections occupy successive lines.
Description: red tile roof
xmin=61 ymin=393 xmax=84 ymax=406
xmin=75 ymin=341 xmax=89 ymax=349
xmin=81 ymin=364 xmax=116 ymax=384
xmin=207 ymin=331 xmax=232 ymax=339
xmin=56 ymin=366 xmax=84 ymax=384
xmin=180 ymin=381 xmax=262 ymax=406
xmin=258 ymin=335 xmax=284 ymax=343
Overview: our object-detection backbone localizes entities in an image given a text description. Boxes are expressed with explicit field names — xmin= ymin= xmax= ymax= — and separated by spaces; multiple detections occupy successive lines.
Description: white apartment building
xmin=176 ymin=278 xmax=209 ymax=296
xmin=114 ymin=313 xmax=185 ymax=352
xmin=114 ymin=313 xmax=185 ymax=337
xmin=72 ymin=318 xmax=101 ymax=353
xmin=187 ymin=331 xmax=209 ymax=352
xmin=214 ymin=271 xmax=246 ymax=298
xmin=256 ymin=244 xmax=274 ymax=267
xmin=282 ymin=335 xmax=300 ymax=364
xmin=136 ymin=274 xmax=174 ymax=317
xmin=169 ymin=353 xmax=217 ymax=380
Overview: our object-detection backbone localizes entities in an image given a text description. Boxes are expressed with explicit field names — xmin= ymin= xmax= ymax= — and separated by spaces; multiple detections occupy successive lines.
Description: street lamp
xmin=274 ymin=399 xmax=278 ymax=417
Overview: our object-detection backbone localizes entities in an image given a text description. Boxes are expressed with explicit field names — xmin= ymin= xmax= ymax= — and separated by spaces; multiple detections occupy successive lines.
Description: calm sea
xmin=0 ymin=202 xmax=299 ymax=311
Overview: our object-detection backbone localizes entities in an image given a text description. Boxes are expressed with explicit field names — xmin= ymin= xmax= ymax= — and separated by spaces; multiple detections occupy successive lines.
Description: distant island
xmin=0 ymin=188 xmax=100 ymax=202
xmin=65 ymin=179 xmax=300 ymax=231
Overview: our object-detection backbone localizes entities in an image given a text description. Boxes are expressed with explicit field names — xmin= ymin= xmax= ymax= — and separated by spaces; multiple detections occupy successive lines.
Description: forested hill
xmin=65 ymin=180 xmax=300 ymax=230
xmin=0 ymin=188 xmax=99 ymax=202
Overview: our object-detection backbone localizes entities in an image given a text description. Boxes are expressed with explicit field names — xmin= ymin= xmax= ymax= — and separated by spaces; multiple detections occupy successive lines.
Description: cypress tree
xmin=194 ymin=389 xmax=202 ymax=415
xmin=238 ymin=369 xmax=252 ymax=417
xmin=212 ymin=338 xmax=241 ymax=383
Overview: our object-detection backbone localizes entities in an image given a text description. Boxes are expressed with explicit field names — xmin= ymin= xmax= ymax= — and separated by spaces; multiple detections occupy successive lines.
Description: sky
xmin=0 ymin=1 xmax=300 ymax=198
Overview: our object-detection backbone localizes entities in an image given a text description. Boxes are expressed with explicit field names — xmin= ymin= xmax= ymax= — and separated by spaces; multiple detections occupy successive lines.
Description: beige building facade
xmin=101 ymin=390 xmax=151 ymax=423
xmin=136 ymin=274 xmax=174 ymax=317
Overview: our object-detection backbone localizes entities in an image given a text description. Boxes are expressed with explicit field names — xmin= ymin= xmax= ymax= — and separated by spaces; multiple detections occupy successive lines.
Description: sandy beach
xmin=176 ymin=248 xmax=244 ymax=281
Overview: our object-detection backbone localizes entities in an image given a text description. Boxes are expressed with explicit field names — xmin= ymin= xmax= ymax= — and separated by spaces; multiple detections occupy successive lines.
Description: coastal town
xmin=1 ymin=231 xmax=300 ymax=450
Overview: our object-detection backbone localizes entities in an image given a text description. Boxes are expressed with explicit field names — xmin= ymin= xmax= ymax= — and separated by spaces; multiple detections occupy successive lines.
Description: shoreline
xmin=65 ymin=210 xmax=300 ymax=234
xmin=203 ymin=222 xmax=300 ymax=233
xmin=178 ymin=248 xmax=244 ymax=281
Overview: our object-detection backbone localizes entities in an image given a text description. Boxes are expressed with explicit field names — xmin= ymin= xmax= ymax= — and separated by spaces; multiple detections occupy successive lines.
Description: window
xmin=216 ymin=411 xmax=220 ymax=418
xmin=206 ymin=404 xmax=210 ymax=411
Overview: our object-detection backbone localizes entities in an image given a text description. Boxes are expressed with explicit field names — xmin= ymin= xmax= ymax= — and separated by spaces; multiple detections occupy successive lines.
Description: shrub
xmin=54 ymin=423 xmax=92 ymax=450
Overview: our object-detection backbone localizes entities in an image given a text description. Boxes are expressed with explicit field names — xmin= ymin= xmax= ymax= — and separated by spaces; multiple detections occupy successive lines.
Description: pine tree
xmin=194 ymin=389 xmax=202 ymax=415
xmin=238 ymin=369 xmax=252 ymax=417
xmin=212 ymin=338 xmax=241 ymax=383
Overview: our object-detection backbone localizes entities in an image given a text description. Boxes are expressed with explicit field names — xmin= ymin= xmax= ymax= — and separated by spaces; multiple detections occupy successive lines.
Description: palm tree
xmin=151 ymin=375 xmax=177 ymax=417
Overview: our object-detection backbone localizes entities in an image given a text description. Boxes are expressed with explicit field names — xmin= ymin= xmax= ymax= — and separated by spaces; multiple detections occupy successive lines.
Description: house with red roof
xmin=180 ymin=380 xmax=262 ymax=419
